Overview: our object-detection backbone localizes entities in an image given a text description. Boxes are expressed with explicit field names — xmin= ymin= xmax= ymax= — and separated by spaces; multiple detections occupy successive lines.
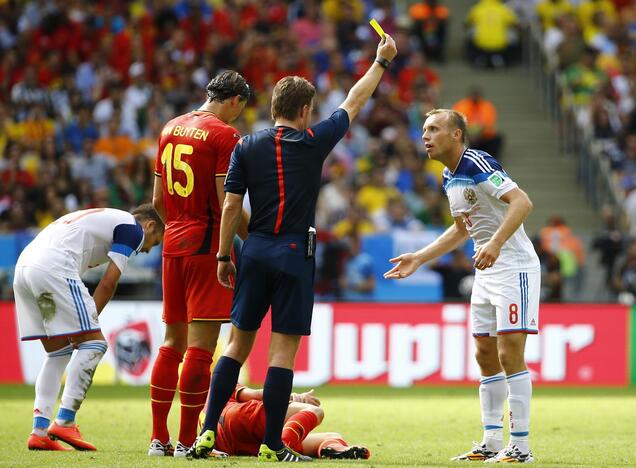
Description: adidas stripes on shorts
xmin=471 ymin=268 xmax=540 ymax=337
xmin=14 ymin=265 xmax=100 ymax=340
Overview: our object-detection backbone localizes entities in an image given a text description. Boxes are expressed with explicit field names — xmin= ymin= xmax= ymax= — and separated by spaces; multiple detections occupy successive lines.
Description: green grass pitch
xmin=0 ymin=385 xmax=634 ymax=467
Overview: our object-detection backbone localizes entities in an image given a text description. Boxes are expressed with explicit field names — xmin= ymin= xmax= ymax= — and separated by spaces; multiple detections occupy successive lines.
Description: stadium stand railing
xmin=522 ymin=20 xmax=620 ymax=211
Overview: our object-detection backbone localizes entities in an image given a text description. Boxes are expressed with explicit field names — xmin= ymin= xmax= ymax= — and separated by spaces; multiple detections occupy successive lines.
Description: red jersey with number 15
xmin=154 ymin=111 xmax=240 ymax=257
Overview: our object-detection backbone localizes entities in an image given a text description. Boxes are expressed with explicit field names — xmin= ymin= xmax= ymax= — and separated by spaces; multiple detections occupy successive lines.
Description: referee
xmin=190 ymin=34 xmax=397 ymax=462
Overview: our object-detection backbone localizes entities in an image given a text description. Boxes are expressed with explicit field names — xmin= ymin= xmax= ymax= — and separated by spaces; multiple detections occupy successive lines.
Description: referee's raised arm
xmin=338 ymin=34 xmax=397 ymax=121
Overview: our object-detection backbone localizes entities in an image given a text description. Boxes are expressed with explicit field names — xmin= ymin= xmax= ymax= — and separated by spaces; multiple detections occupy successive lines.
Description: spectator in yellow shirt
xmin=15 ymin=105 xmax=55 ymax=150
xmin=332 ymin=205 xmax=376 ymax=239
xmin=355 ymin=167 xmax=400 ymax=216
xmin=577 ymin=0 xmax=617 ymax=41
xmin=465 ymin=0 xmax=519 ymax=68
xmin=536 ymin=0 xmax=575 ymax=30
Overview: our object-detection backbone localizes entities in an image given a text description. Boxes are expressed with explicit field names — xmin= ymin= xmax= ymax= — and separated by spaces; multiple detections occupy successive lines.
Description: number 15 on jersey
xmin=161 ymin=143 xmax=194 ymax=197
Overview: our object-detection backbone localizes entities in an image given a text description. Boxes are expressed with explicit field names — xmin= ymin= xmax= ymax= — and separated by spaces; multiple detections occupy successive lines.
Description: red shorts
xmin=215 ymin=400 xmax=265 ymax=455
xmin=162 ymin=254 xmax=233 ymax=323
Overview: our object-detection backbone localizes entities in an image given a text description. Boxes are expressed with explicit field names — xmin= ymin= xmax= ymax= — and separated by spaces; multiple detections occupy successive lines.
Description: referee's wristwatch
xmin=216 ymin=254 xmax=232 ymax=262
xmin=375 ymin=57 xmax=391 ymax=69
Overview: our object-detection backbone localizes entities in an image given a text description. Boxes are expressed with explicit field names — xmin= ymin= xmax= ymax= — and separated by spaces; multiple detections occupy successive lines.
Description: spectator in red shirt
xmin=291 ymin=2 xmax=324 ymax=52
xmin=398 ymin=51 xmax=441 ymax=104
xmin=1 ymin=142 xmax=35 ymax=189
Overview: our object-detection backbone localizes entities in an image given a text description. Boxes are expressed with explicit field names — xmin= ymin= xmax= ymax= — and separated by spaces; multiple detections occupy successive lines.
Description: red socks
xmin=178 ymin=347 xmax=213 ymax=447
xmin=282 ymin=410 xmax=319 ymax=452
xmin=150 ymin=346 xmax=183 ymax=443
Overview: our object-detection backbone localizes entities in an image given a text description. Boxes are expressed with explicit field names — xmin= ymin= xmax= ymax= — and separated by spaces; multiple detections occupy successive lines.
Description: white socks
xmin=479 ymin=370 xmax=532 ymax=454
xmin=56 ymin=340 xmax=108 ymax=425
xmin=507 ymin=370 xmax=532 ymax=454
xmin=33 ymin=344 xmax=74 ymax=436
xmin=479 ymin=372 xmax=506 ymax=451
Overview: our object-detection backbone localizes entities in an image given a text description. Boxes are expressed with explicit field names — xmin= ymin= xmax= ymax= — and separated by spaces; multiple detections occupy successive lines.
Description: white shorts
xmin=14 ymin=266 xmax=100 ymax=341
xmin=471 ymin=268 xmax=540 ymax=337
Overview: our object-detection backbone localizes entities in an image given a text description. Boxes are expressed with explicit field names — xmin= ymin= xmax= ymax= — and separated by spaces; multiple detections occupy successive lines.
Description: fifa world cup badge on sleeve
xmin=488 ymin=172 xmax=504 ymax=187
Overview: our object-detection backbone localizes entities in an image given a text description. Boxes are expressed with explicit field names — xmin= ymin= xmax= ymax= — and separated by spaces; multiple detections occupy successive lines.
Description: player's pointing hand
xmin=383 ymin=252 xmax=420 ymax=279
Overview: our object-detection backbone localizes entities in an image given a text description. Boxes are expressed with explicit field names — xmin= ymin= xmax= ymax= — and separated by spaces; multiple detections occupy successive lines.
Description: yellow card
xmin=369 ymin=18 xmax=386 ymax=38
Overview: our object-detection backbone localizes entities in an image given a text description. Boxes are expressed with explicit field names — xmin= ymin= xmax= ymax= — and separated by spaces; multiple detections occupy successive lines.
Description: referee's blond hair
xmin=425 ymin=109 xmax=468 ymax=144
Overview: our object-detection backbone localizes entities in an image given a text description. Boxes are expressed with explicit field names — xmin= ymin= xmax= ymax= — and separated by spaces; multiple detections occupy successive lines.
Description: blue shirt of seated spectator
xmin=344 ymin=251 xmax=375 ymax=296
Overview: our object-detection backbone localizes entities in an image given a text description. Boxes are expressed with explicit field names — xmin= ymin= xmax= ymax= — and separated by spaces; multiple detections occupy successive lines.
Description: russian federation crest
xmin=463 ymin=187 xmax=477 ymax=205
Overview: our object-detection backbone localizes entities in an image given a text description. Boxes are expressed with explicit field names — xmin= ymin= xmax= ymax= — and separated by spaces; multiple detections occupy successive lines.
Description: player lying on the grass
xmin=14 ymin=205 xmax=164 ymax=451
xmin=191 ymin=385 xmax=370 ymax=460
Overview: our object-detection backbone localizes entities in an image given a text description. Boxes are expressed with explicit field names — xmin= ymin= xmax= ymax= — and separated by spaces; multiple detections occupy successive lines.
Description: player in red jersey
xmin=148 ymin=70 xmax=250 ymax=457
xmin=211 ymin=386 xmax=370 ymax=460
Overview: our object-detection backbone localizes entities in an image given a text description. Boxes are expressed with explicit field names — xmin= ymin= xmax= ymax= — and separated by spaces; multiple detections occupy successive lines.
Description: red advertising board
xmin=0 ymin=302 xmax=630 ymax=386
xmin=0 ymin=302 xmax=24 ymax=383
xmin=246 ymin=303 xmax=629 ymax=386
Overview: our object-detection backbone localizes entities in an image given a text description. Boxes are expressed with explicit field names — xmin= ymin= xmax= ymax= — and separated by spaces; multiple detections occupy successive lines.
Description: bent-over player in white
xmin=384 ymin=109 xmax=539 ymax=464
xmin=14 ymin=204 xmax=163 ymax=451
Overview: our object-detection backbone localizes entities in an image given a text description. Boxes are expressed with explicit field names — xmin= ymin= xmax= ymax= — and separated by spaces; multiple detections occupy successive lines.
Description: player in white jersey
xmin=384 ymin=109 xmax=538 ymax=464
xmin=14 ymin=204 xmax=163 ymax=452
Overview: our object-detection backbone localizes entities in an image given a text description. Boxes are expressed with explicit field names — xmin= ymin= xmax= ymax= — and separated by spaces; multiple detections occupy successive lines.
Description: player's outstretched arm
xmin=93 ymin=261 xmax=122 ymax=314
xmin=473 ymin=188 xmax=533 ymax=270
xmin=338 ymin=35 xmax=397 ymax=122
xmin=384 ymin=217 xmax=469 ymax=279
xmin=217 ymin=192 xmax=244 ymax=289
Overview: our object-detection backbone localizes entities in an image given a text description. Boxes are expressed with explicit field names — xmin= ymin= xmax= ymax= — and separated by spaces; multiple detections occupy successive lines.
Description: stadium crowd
xmin=531 ymin=0 xmax=636 ymax=301
xmin=0 ymin=0 xmax=459 ymax=299
xmin=3 ymin=0 xmax=634 ymax=302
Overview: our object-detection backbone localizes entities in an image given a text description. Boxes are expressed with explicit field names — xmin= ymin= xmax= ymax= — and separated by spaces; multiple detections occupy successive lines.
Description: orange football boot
xmin=48 ymin=422 xmax=97 ymax=451
xmin=27 ymin=433 xmax=72 ymax=451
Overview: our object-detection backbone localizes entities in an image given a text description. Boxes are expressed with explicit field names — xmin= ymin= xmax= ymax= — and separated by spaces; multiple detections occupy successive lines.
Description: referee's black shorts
xmin=230 ymin=232 xmax=315 ymax=336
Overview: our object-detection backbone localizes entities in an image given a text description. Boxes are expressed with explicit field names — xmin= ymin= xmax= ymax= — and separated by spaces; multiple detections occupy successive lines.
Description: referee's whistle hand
xmin=217 ymin=261 xmax=236 ymax=290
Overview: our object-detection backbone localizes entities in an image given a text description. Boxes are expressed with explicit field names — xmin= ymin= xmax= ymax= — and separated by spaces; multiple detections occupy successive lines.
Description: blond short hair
xmin=425 ymin=109 xmax=468 ymax=143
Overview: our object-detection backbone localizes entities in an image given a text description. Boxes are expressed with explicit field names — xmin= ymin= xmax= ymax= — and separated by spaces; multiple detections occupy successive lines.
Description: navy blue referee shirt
xmin=225 ymin=108 xmax=350 ymax=235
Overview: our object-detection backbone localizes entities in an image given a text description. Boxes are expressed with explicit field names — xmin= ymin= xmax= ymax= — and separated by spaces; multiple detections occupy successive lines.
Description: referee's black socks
xmin=263 ymin=366 xmax=294 ymax=451
xmin=201 ymin=356 xmax=241 ymax=433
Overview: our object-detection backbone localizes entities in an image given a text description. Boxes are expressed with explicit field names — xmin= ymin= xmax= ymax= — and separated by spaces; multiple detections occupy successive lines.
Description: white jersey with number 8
xmin=442 ymin=149 xmax=540 ymax=336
